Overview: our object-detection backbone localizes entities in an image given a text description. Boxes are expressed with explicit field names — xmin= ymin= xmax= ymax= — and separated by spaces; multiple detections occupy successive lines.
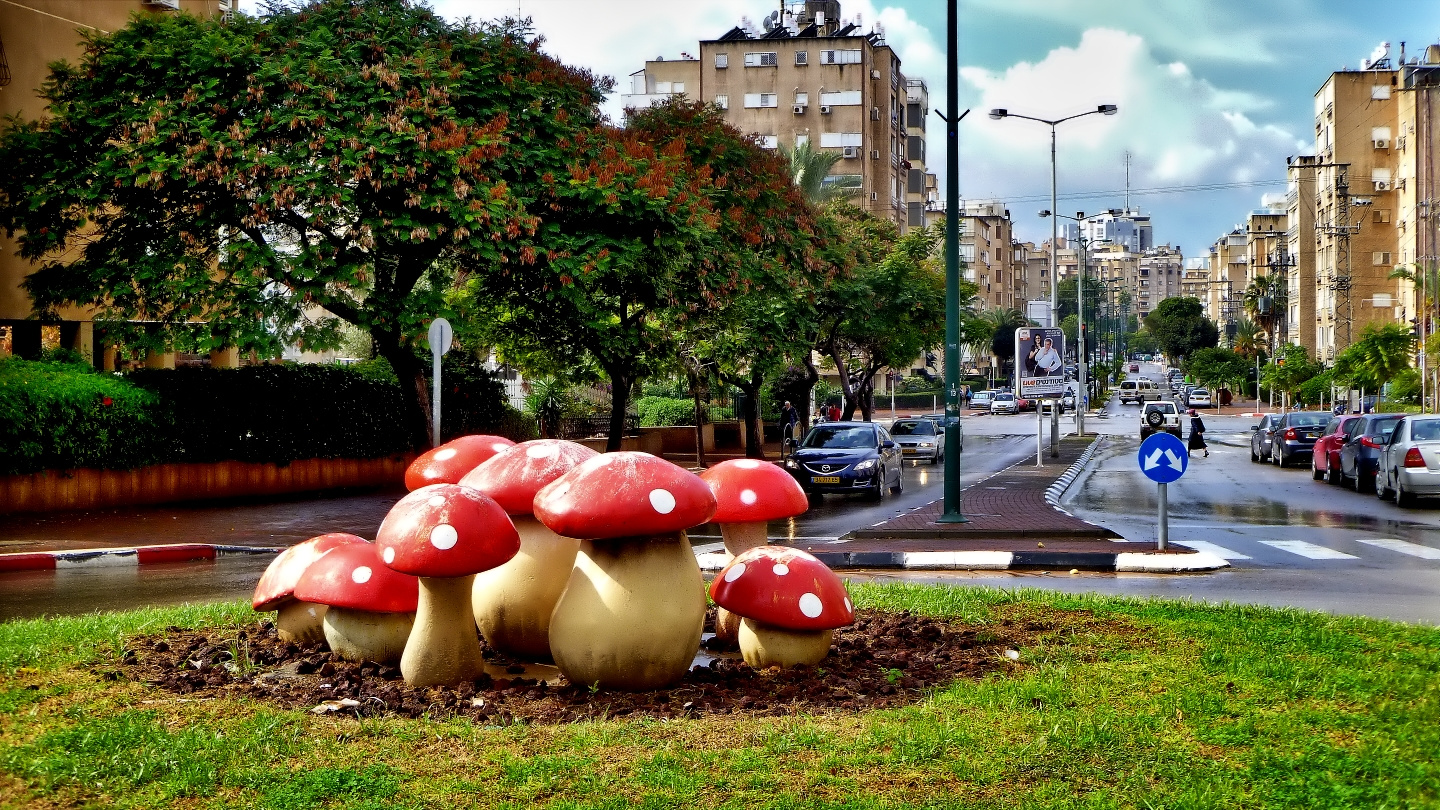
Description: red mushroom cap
xmin=404 ymin=435 xmax=517 ymax=491
xmin=252 ymin=533 xmax=367 ymax=611
xmin=709 ymin=546 xmax=854 ymax=631
xmin=375 ymin=484 xmax=519 ymax=578
xmin=699 ymin=458 xmax=809 ymax=524
xmin=457 ymin=439 xmax=600 ymax=516
xmin=533 ymin=452 xmax=717 ymax=540
xmin=294 ymin=542 xmax=418 ymax=613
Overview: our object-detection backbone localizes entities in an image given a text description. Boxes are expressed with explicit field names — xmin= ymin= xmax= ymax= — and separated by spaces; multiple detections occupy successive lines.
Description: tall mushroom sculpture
xmin=534 ymin=452 xmax=717 ymax=690
xmin=459 ymin=439 xmax=598 ymax=660
xmin=709 ymin=545 xmax=854 ymax=669
xmin=294 ymin=542 xmax=419 ymax=664
xmin=698 ymin=458 xmax=809 ymax=642
xmin=376 ymin=483 xmax=519 ymax=688
xmin=252 ymin=533 xmax=368 ymax=643
xmin=404 ymin=435 xmax=516 ymax=491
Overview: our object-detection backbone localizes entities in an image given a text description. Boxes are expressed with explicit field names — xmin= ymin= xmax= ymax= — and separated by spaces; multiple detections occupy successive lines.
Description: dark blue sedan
xmin=782 ymin=422 xmax=903 ymax=500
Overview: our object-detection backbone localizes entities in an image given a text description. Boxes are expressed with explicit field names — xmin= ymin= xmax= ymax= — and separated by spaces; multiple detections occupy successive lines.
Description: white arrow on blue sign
xmin=1137 ymin=431 xmax=1188 ymax=484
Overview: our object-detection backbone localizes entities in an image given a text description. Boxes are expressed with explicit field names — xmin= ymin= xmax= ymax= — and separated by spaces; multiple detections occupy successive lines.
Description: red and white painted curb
xmin=0 ymin=544 xmax=285 ymax=573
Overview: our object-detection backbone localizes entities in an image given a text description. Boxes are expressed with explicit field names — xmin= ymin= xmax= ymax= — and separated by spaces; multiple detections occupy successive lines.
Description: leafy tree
xmin=779 ymin=141 xmax=857 ymax=203
xmin=1260 ymin=343 xmax=1323 ymax=403
xmin=1054 ymin=277 xmax=1103 ymax=324
xmin=982 ymin=307 xmax=1031 ymax=383
xmin=0 ymin=1 xmax=606 ymax=449
xmin=1228 ymin=317 xmax=1265 ymax=358
xmin=1242 ymin=274 xmax=1288 ymax=351
xmin=1125 ymin=330 xmax=1159 ymax=356
xmin=1333 ymin=323 xmax=1415 ymax=392
xmin=1186 ymin=347 xmax=1248 ymax=390
xmin=1060 ymin=315 xmax=1079 ymax=349
xmin=1143 ymin=297 xmax=1219 ymax=363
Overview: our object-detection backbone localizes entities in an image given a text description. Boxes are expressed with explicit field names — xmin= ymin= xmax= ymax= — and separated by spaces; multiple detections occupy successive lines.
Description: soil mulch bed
xmin=110 ymin=608 xmax=1091 ymax=724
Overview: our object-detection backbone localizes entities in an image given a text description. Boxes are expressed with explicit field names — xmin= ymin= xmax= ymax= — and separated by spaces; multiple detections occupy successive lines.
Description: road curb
xmin=1044 ymin=436 xmax=1106 ymax=516
xmin=0 ymin=544 xmax=285 ymax=573
xmin=697 ymin=548 xmax=1228 ymax=573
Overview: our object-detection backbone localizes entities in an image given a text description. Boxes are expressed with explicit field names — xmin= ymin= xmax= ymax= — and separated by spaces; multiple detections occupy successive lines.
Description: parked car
xmin=1140 ymin=401 xmax=1182 ymax=440
xmin=1250 ymin=414 xmax=1280 ymax=462
xmin=1061 ymin=389 xmax=1077 ymax=411
xmin=920 ymin=413 xmax=964 ymax=451
xmin=1016 ymin=395 xmax=1036 ymax=412
xmin=969 ymin=390 xmax=994 ymax=410
xmin=1338 ymin=413 xmax=1405 ymax=492
xmin=1186 ymin=388 xmax=1213 ymax=408
xmin=783 ymin=422 xmax=903 ymax=500
xmin=990 ymin=392 xmax=1018 ymax=415
xmin=1376 ymin=415 xmax=1440 ymax=506
xmin=1267 ymin=411 xmax=1331 ymax=467
xmin=889 ymin=417 xmax=945 ymax=464
xmin=1312 ymin=414 xmax=1365 ymax=484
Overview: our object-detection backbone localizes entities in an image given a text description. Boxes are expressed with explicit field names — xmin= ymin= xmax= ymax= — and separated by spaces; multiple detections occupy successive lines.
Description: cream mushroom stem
xmin=274 ymin=599 xmax=328 ymax=644
xmin=713 ymin=520 xmax=770 ymax=643
xmin=400 ymin=575 xmax=485 ymax=688
xmin=324 ymin=608 xmax=414 ymax=664
xmin=472 ymin=516 xmax=580 ymax=661
xmin=738 ymin=618 xmax=835 ymax=668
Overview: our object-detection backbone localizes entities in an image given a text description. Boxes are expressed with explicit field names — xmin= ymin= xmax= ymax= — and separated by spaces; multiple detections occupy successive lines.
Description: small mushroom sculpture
xmin=459 ymin=439 xmax=598 ymax=660
xmin=376 ymin=483 xmax=520 ymax=687
xmin=252 ymin=533 xmax=368 ymax=643
xmin=698 ymin=458 xmax=809 ymax=643
xmin=709 ymin=545 xmax=855 ymax=669
xmin=293 ymin=542 xmax=419 ymax=663
xmin=534 ymin=452 xmax=717 ymax=690
xmin=404 ymin=434 xmax=517 ymax=491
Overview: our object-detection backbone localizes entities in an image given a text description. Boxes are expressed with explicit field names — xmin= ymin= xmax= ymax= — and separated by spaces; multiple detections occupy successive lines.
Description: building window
xmin=714 ymin=94 xmax=728 ymax=109
xmin=795 ymin=92 xmax=809 ymax=106
xmin=743 ymin=93 xmax=778 ymax=108
xmin=796 ymin=134 xmax=809 ymax=148
xmin=795 ymin=51 xmax=808 ymax=65
xmin=758 ymin=135 xmax=778 ymax=149
xmin=1372 ymin=84 xmax=1391 ymax=100
xmin=715 ymin=53 xmax=728 ymax=69
xmin=1373 ymin=251 xmax=1392 ymax=266
xmin=820 ymin=49 xmax=863 ymax=65
xmin=819 ymin=90 xmax=862 ymax=106
xmin=744 ymin=52 xmax=778 ymax=67
xmin=818 ymin=132 xmax=863 ymax=147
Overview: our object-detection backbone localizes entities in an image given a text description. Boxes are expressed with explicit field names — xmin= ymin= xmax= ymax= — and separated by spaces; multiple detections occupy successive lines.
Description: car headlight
xmin=853 ymin=459 xmax=877 ymax=472
xmin=918 ymin=442 xmax=933 ymax=448
xmin=784 ymin=459 xmax=800 ymax=469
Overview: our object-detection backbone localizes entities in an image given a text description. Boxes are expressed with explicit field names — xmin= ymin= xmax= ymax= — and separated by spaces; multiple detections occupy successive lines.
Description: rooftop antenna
xmin=1124 ymin=151 xmax=1132 ymax=212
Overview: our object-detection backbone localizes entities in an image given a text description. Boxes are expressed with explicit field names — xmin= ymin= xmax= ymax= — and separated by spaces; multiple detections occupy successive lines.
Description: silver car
xmin=990 ymin=392 xmax=1017 ymax=415
xmin=889 ymin=418 xmax=945 ymax=464
xmin=1377 ymin=416 xmax=1440 ymax=506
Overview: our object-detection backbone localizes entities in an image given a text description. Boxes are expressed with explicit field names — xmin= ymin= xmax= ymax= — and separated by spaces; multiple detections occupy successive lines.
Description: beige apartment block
xmin=959 ymin=201 xmax=1018 ymax=310
xmin=1286 ymin=156 xmax=1320 ymax=355
xmin=1019 ymin=241 xmax=1053 ymax=305
xmin=1182 ymin=258 xmax=1211 ymax=301
xmin=1207 ymin=228 xmax=1249 ymax=327
xmin=903 ymin=78 xmax=936 ymax=229
xmin=0 ymin=0 xmax=232 ymax=362
xmin=1138 ymin=246 xmax=1185 ymax=319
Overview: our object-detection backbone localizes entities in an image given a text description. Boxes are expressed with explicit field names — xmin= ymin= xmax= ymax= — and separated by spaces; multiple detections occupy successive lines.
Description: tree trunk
xmin=603 ymin=367 xmax=633 ymax=453
xmin=374 ymin=331 xmax=432 ymax=452
xmin=686 ymin=368 xmax=708 ymax=468
xmin=740 ymin=368 xmax=765 ymax=459
xmin=800 ymin=355 xmax=820 ymax=436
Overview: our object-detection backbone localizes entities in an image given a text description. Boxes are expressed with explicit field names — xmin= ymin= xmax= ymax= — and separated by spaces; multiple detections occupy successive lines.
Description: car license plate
xmin=811 ymin=476 xmax=841 ymax=484
xmin=901 ymin=448 xmax=917 ymax=454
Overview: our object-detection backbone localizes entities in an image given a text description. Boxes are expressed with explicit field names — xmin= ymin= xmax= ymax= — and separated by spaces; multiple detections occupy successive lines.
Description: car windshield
xmin=802 ymin=426 xmax=876 ymax=449
xmin=1285 ymin=413 xmax=1328 ymax=428
xmin=1369 ymin=416 xmax=1402 ymax=439
xmin=1144 ymin=403 xmax=1176 ymax=414
xmin=890 ymin=420 xmax=935 ymax=436
xmin=1411 ymin=419 xmax=1440 ymax=441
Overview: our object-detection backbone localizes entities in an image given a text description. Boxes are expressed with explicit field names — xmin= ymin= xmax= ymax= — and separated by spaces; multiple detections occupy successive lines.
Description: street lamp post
xmin=990 ymin=104 xmax=1117 ymax=437
xmin=937 ymin=0 xmax=968 ymax=523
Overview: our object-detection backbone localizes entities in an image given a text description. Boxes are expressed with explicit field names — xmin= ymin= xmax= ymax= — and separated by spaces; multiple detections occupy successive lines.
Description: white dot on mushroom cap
xmin=382 ymin=547 xmax=395 ymax=564
xmin=427 ymin=495 xmax=446 ymax=507
xmin=723 ymin=562 xmax=747 ymax=582
xmin=493 ymin=442 xmax=511 ymax=453
xmin=526 ymin=444 xmax=556 ymax=459
xmin=734 ymin=459 xmax=762 ymax=469
xmin=648 ymin=488 xmax=676 ymax=514
xmin=352 ymin=566 xmax=372 ymax=584
xmin=798 ymin=592 xmax=823 ymax=618
xmin=844 ymin=596 xmax=852 ymax=612
xmin=740 ymin=489 xmax=758 ymax=505
xmin=430 ymin=524 xmax=459 ymax=550
xmin=433 ymin=448 xmax=458 ymax=461
xmin=772 ymin=563 xmax=789 ymax=576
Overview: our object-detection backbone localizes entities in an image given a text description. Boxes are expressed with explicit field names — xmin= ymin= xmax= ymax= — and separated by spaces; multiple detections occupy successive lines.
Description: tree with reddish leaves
xmin=0 ymin=0 xmax=606 ymax=450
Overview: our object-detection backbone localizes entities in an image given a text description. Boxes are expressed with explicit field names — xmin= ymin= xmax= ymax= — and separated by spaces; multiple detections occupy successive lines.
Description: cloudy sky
xmin=240 ymin=0 xmax=1440 ymax=260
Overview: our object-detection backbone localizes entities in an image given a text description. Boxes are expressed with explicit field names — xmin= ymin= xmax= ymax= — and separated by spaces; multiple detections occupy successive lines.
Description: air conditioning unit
xmin=146 ymin=0 xmax=180 ymax=8
xmin=870 ymin=107 xmax=880 ymax=120
xmin=842 ymin=146 xmax=860 ymax=158
xmin=819 ymin=105 xmax=833 ymax=115
xmin=793 ymin=104 xmax=806 ymax=114
xmin=1374 ymin=180 xmax=1390 ymax=191
xmin=870 ymin=149 xmax=880 ymax=160
xmin=1373 ymin=139 xmax=1389 ymax=149
xmin=871 ymin=69 xmax=881 ymax=79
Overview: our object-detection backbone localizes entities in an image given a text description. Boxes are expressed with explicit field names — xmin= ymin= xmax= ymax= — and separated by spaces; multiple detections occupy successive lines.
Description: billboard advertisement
xmin=1015 ymin=327 xmax=1066 ymax=399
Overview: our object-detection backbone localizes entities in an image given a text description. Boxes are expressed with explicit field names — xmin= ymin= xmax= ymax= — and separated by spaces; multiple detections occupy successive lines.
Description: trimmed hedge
xmin=0 ymin=357 xmax=531 ymax=475
xmin=635 ymin=396 xmax=734 ymax=427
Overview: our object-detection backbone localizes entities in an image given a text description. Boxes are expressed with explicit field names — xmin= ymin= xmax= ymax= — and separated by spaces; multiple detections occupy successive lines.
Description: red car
xmin=1312 ymin=414 xmax=1364 ymax=485
xmin=1129 ymin=363 xmax=1140 ymax=373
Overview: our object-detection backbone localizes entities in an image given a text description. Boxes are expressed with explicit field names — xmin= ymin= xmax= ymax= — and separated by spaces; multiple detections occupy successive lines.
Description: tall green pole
xmin=939 ymin=0 xmax=967 ymax=522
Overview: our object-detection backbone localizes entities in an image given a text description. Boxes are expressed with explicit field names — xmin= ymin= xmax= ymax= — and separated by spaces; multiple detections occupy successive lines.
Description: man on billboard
xmin=1033 ymin=337 xmax=1062 ymax=375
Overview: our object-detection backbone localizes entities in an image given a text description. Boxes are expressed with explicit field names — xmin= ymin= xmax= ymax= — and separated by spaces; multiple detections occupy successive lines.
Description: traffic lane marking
xmin=1258 ymin=540 xmax=1358 ymax=560
xmin=1355 ymin=538 xmax=1440 ymax=560
xmin=1178 ymin=540 xmax=1252 ymax=560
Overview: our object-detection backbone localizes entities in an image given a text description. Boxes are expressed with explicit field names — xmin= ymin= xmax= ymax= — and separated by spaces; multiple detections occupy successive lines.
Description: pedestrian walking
xmin=779 ymin=401 xmax=798 ymax=458
xmin=1187 ymin=408 xmax=1208 ymax=457
xmin=828 ymin=403 xmax=841 ymax=422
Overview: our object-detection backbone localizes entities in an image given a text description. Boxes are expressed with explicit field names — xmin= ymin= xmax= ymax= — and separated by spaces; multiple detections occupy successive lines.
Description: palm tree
xmin=779 ymin=141 xmax=859 ymax=203
xmin=1230 ymin=317 xmax=1265 ymax=358
xmin=1243 ymin=275 xmax=1288 ymax=353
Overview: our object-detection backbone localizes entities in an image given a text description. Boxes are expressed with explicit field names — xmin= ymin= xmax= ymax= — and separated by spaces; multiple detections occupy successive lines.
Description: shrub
xmin=636 ymin=396 xmax=698 ymax=427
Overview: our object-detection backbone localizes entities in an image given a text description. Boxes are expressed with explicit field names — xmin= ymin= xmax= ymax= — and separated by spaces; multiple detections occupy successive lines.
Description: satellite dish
xmin=763 ymin=10 xmax=778 ymax=31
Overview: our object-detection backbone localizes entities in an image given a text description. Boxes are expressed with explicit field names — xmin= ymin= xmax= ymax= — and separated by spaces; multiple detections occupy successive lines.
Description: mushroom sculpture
xmin=534 ymin=452 xmax=717 ymax=690
xmin=709 ymin=545 xmax=855 ymax=669
xmin=252 ymin=533 xmax=368 ymax=643
xmin=404 ymin=435 xmax=516 ymax=491
xmin=698 ymin=458 xmax=809 ymax=643
xmin=376 ymin=483 xmax=519 ymax=687
xmin=459 ymin=439 xmax=598 ymax=660
xmin=293 ymin=542 xmax=419 ymax=663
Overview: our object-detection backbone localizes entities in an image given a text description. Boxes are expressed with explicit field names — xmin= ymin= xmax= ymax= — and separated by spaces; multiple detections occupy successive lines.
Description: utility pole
xmin=937 ymin=0 xmax=967 ymax=523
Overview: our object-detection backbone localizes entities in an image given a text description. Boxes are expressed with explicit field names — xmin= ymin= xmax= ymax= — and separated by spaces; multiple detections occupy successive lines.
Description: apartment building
xmin=1062 ymin=208 xmax=1153 ymax=254
xmin=958 ymin=201 xmax=1018 ymax=310
xmin=1207 ymin=228 xmax=1249 ymax=326
xmin=622 ymin=1 xmax=921 ymax=229
xmin=0 ymin=0 xmax=233 ymax=362
xmin=903 ymin=79 xmax=934 ymax=228
xmin=1286 ymin=156 xmax=1320 ymax=355
xmin=1138 ymin=246 xmax=1185 ymax=319
xmin=1182 ymin=258 xmax=1211 ymax=301
xmin=1018 ymin=241 xmax=1053 ymax=305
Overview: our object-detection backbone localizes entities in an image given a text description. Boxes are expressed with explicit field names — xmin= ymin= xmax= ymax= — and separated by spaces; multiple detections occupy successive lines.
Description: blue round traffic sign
xmin=1137 ymin=432 xmax=1188 ymax=484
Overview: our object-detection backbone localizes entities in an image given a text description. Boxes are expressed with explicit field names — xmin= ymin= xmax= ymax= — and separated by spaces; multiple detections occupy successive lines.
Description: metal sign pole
xmin=427 ymin=318 xmax=453 ymax=448
xmin=1036 ymin=405 xmax=1043 ymax=466
xmin=1157 ymin=482 xmax=1168 ymax=551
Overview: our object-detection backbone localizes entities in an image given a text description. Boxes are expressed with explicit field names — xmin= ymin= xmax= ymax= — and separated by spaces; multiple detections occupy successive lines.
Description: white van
xmin=1118 ymin=378 xmax=1159 ymax=405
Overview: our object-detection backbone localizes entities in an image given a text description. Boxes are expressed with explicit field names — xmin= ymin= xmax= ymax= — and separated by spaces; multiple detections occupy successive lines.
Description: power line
xmin=973 ymin=178 xmax=1287 ymax=206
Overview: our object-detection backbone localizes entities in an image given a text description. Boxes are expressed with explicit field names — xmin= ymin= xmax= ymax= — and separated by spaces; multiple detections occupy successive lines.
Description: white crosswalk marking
xmin=1180 ymin=540 xmax=1251 ymax=560
xmin=1356 ymin=538 xmax=1440 ymax=560
xmin=1259 ymin=540 xmax=1358 ymax=560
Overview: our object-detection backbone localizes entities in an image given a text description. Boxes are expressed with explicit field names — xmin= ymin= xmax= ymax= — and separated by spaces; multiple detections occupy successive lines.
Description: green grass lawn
xmin=1 ymin=585 xmax=1437 ymax=809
